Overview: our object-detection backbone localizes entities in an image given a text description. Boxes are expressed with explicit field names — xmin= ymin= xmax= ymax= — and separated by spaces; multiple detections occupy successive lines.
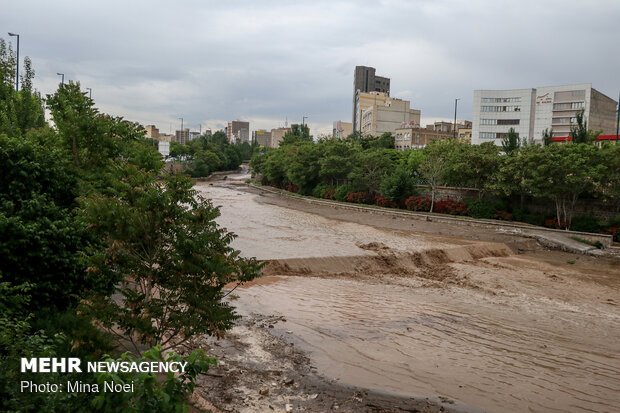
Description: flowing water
xmin=197 ymin=182 xmax=620 ymax=413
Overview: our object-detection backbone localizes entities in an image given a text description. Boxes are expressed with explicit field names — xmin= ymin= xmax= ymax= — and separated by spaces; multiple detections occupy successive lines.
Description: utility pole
xmin=616 ymin=91 xmax=619 ymax=142
xmin=86 ymin=87 xmax=92 ymax=99
xmin=57 ymin=72 xmax=64 ymax=86
xmin=8 ymin=32 xmax=19 ymax=91
xmin=453 ymin=98 xmax=460 ymax=139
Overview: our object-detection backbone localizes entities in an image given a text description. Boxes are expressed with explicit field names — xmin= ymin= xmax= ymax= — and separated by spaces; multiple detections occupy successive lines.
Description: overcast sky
xmin=3 ymin=0 xmax=619 ymax=136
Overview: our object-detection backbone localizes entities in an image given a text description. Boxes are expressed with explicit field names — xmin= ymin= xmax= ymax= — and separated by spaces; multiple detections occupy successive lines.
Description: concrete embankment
xmin=249 ymin=184 xmax=614 ymax=256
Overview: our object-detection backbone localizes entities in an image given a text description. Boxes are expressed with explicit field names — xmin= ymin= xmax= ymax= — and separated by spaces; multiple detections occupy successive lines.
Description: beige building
xmin=270 ymin=127 xmax=291 ymax=148
xmin=332 ymin=120 xmax=353 ymax=138
xmin=358 ymin=92 xmax=421 ymax=137
xmin=144 ymin=124 xmax=159 ymax=139
xmin=158 ymin=133 xmax=173 ymax=142
xmin=394 ymin=126 xmax=453 ymax=151
xmin=352 ymin=66 xmax=391 ymax=130
xmin=252 ymin=129 xmax=271 ymax=147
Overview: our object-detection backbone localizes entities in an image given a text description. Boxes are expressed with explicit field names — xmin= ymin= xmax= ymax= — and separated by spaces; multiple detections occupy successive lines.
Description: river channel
xmin=196 ymin=182 xmax=620 ymax=413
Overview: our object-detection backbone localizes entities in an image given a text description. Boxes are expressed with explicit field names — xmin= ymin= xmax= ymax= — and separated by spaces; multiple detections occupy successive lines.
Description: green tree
xmin=0 ymin=132 xmax=106 ymax=311
xmin=380 ymin=165 xmax=416 ymax=202
xmin=80 ymin=169 xmax=262 ymax=353
xmin=451 ymin=142 xmax=500 ymax=198
xmin=420 ymin=140 xmax=453 ymax=212
xmin=349 ymin=148 xmax=393 ymax=193
xmin=188 ymin=150 xmax=221 ymax=177
xmin=542 ymin=128 xmax=553 ymax=146
xmin=280 ymin=123 xmax=312 ymax=146
xmin=501 ymin=127 xmax=520 ymax=154
xmin=286 ymin=142 xmax=321 ymax=194
xmin=522 ymin=143 xmax=604 ymax=229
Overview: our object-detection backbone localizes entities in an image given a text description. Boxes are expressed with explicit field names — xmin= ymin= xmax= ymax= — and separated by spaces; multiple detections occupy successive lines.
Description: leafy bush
xmin=375 ymin=195 xmax=398 ymax=208
xmin=345 ymin=192 xmax=374 ymax=204
xmin=334 ymin=184 xmax=358 ymax=202
xmin=92 ymin=347 xmax=215 ymax=413
xmin=434 ymin=199 xmax=469 ymax=216
xmin=405 ymin=196 xmax=431 ymax=212
xmin=323 ymin=188 xmax=335 ymax=200
xmin=465 ymin=199 xmax=496 ymax=219
xmin=379 ymin=166 xmax=416 ymax=202
xmin=570 ymin=215 xmax=601 ymax=233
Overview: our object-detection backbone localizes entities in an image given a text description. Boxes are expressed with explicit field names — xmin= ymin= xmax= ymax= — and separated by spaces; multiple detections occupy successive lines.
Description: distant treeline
xmin=250 ymin=131 xmax=620 ymax=238
xmin=167 ymin=131 xmax=254 ymax=177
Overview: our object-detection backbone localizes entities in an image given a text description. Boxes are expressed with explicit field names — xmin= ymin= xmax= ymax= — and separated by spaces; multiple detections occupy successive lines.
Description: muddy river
xmin=196 ymin=183 xmax=620 ymax=413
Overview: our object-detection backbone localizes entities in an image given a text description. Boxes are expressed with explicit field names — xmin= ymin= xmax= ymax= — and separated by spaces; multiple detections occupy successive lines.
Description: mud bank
xmin=190 ymin=313 xmax=477 ymax=413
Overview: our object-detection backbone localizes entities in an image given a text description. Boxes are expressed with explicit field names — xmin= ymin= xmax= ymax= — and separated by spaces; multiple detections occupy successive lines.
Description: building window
xmin=481 ymin=105 xmax=521 ymax=112
xmin=480 ymin=132 xmax=496 ymax=139
xmin=497 ymin=119 xmax=520 ymax=125
xmin=481 ymin=97 xmax=521 ymax=103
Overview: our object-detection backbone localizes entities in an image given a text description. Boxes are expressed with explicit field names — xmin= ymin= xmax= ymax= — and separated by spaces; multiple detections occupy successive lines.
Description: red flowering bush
xmin=346 ymin=191 xmax=374 ymax=204
xmin=604 ymin=226 xmax=619 ymax=242
xmin=405 ymin=196 xmax=431 ymax=212
xmin=285 ymin=184 xmax=299 ymax=193
xmin=544 ymin=218 xmax=566 ymax=229
xmin=495 ymin=210 xmax=513 ymax=221
xmin=434 ymin=199 xmax=469 ymax=216
xmin=375 ymin=195 xmax=398 ymax=208
xmin=322 ymin=188 xmax=335 ymax=200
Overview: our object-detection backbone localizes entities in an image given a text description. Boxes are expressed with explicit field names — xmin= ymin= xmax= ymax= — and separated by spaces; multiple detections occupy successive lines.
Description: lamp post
xmin=453 ymin=98 xmax=460 ymax=139
xmin=8 ymin=32 xmax=19 ymax=91
xmin=56 ymin=72 xmax=64 ymax=86
xmin=86 ymin=87 xmax=92 ymax=99
xmin=616 ymin=93 xmax=620 ymax=145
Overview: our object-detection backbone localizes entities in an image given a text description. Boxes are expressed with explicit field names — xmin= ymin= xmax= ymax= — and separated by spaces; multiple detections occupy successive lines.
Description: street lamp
xmin=302 ymin=116 xmax=308 ymax=126
xmin=453 ymin=98 xmax=460 ymax=139
xmin=8 ymin=32 xmax=19 ymax=91
xmin=86 ymin=87 xmax=92 ymax=99
xmin=56 ymin=72 xmax=64 ymax=86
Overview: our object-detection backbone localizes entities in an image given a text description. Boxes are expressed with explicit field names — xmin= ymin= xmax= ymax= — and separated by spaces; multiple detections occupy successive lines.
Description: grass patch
xmin=570 ymin=236 xmax=603 ymax=249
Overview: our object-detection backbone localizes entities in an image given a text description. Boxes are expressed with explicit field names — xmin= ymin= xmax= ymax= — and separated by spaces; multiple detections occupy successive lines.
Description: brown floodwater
xmin=197 ymin=182 xmax=620 ymax=413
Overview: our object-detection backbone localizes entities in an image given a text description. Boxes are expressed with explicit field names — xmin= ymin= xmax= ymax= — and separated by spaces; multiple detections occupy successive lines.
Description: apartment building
xmin=358 ymin=91 xmax=421 ymax=137
xmin=227 ymin=120 xmax=250 ymax=144
xmin=394 ymin=125 xmax=453 ymax=151
xmin=252 ymin=129 xmax=271 ymax=147
xmin=270 ymin=127 xmax=291 ymax=148
xmin=472 ymin=84 xmax=617 ymax=145
xmin=175 ymin=128 xmax=190 ymax=145
xmin=352 ymin=66 xmax=390 ymax=131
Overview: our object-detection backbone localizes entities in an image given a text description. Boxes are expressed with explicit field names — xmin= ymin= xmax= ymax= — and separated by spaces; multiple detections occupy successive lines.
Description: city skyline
xmin=2 ymin=0 xmax=619 ymax=136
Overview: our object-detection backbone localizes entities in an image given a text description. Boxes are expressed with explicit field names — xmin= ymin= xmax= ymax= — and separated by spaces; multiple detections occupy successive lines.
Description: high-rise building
xmin=472 ymin=84 xmax=617 ymax=145
xmin=175 ymin=128 xmax=190 ymax=145
xmin=357 ymin=92 xmax=421 ymax=137
xmin=333 ymin=121 xmax=353 ymax=138
xmin=227 ymin=120 xmax=250 ymax=144
xmin=270 ymin=127 xmax=291 ymax=148
xmin=252 ymin=129 xmax=271 ymax=147
xmin=352 ymin=66 xmax=390 ymax=132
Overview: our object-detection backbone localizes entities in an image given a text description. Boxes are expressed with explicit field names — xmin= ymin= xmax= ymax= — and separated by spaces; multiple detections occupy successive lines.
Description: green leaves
xmin=80 ymin=169 xmax=263 ymax=353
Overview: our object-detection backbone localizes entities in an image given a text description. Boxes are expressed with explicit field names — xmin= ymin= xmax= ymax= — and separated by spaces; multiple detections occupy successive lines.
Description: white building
xmin=472 ymin=84 xmax=617 ymax=145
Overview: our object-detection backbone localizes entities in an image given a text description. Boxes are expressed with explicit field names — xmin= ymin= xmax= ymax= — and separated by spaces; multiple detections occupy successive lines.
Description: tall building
xmin=227 ymin=120 xmax=250 ymax=144
xmin=270 ymin=127 xmax=291 ymax=148
xmin=472 ymin=84 xmax=617 ymax=145
xmin=252 ymin=129 xmax=271 ymax=147
xmin=358 ymin=91 xmax=421 ymax=137
xmin=352 ymin=66 xmax=390 ymax=132
xmin=175 ymin=128 xmax=190 ymax=145
xmin=333 ymin=121 xmax=353 ymax=138
xmin=144 ymin=125 xmax=159 ymax=139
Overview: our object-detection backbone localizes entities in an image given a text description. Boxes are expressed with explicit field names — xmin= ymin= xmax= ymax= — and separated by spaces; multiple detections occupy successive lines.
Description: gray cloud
xmin=3 ymin=0 xmax=619 ymax=136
